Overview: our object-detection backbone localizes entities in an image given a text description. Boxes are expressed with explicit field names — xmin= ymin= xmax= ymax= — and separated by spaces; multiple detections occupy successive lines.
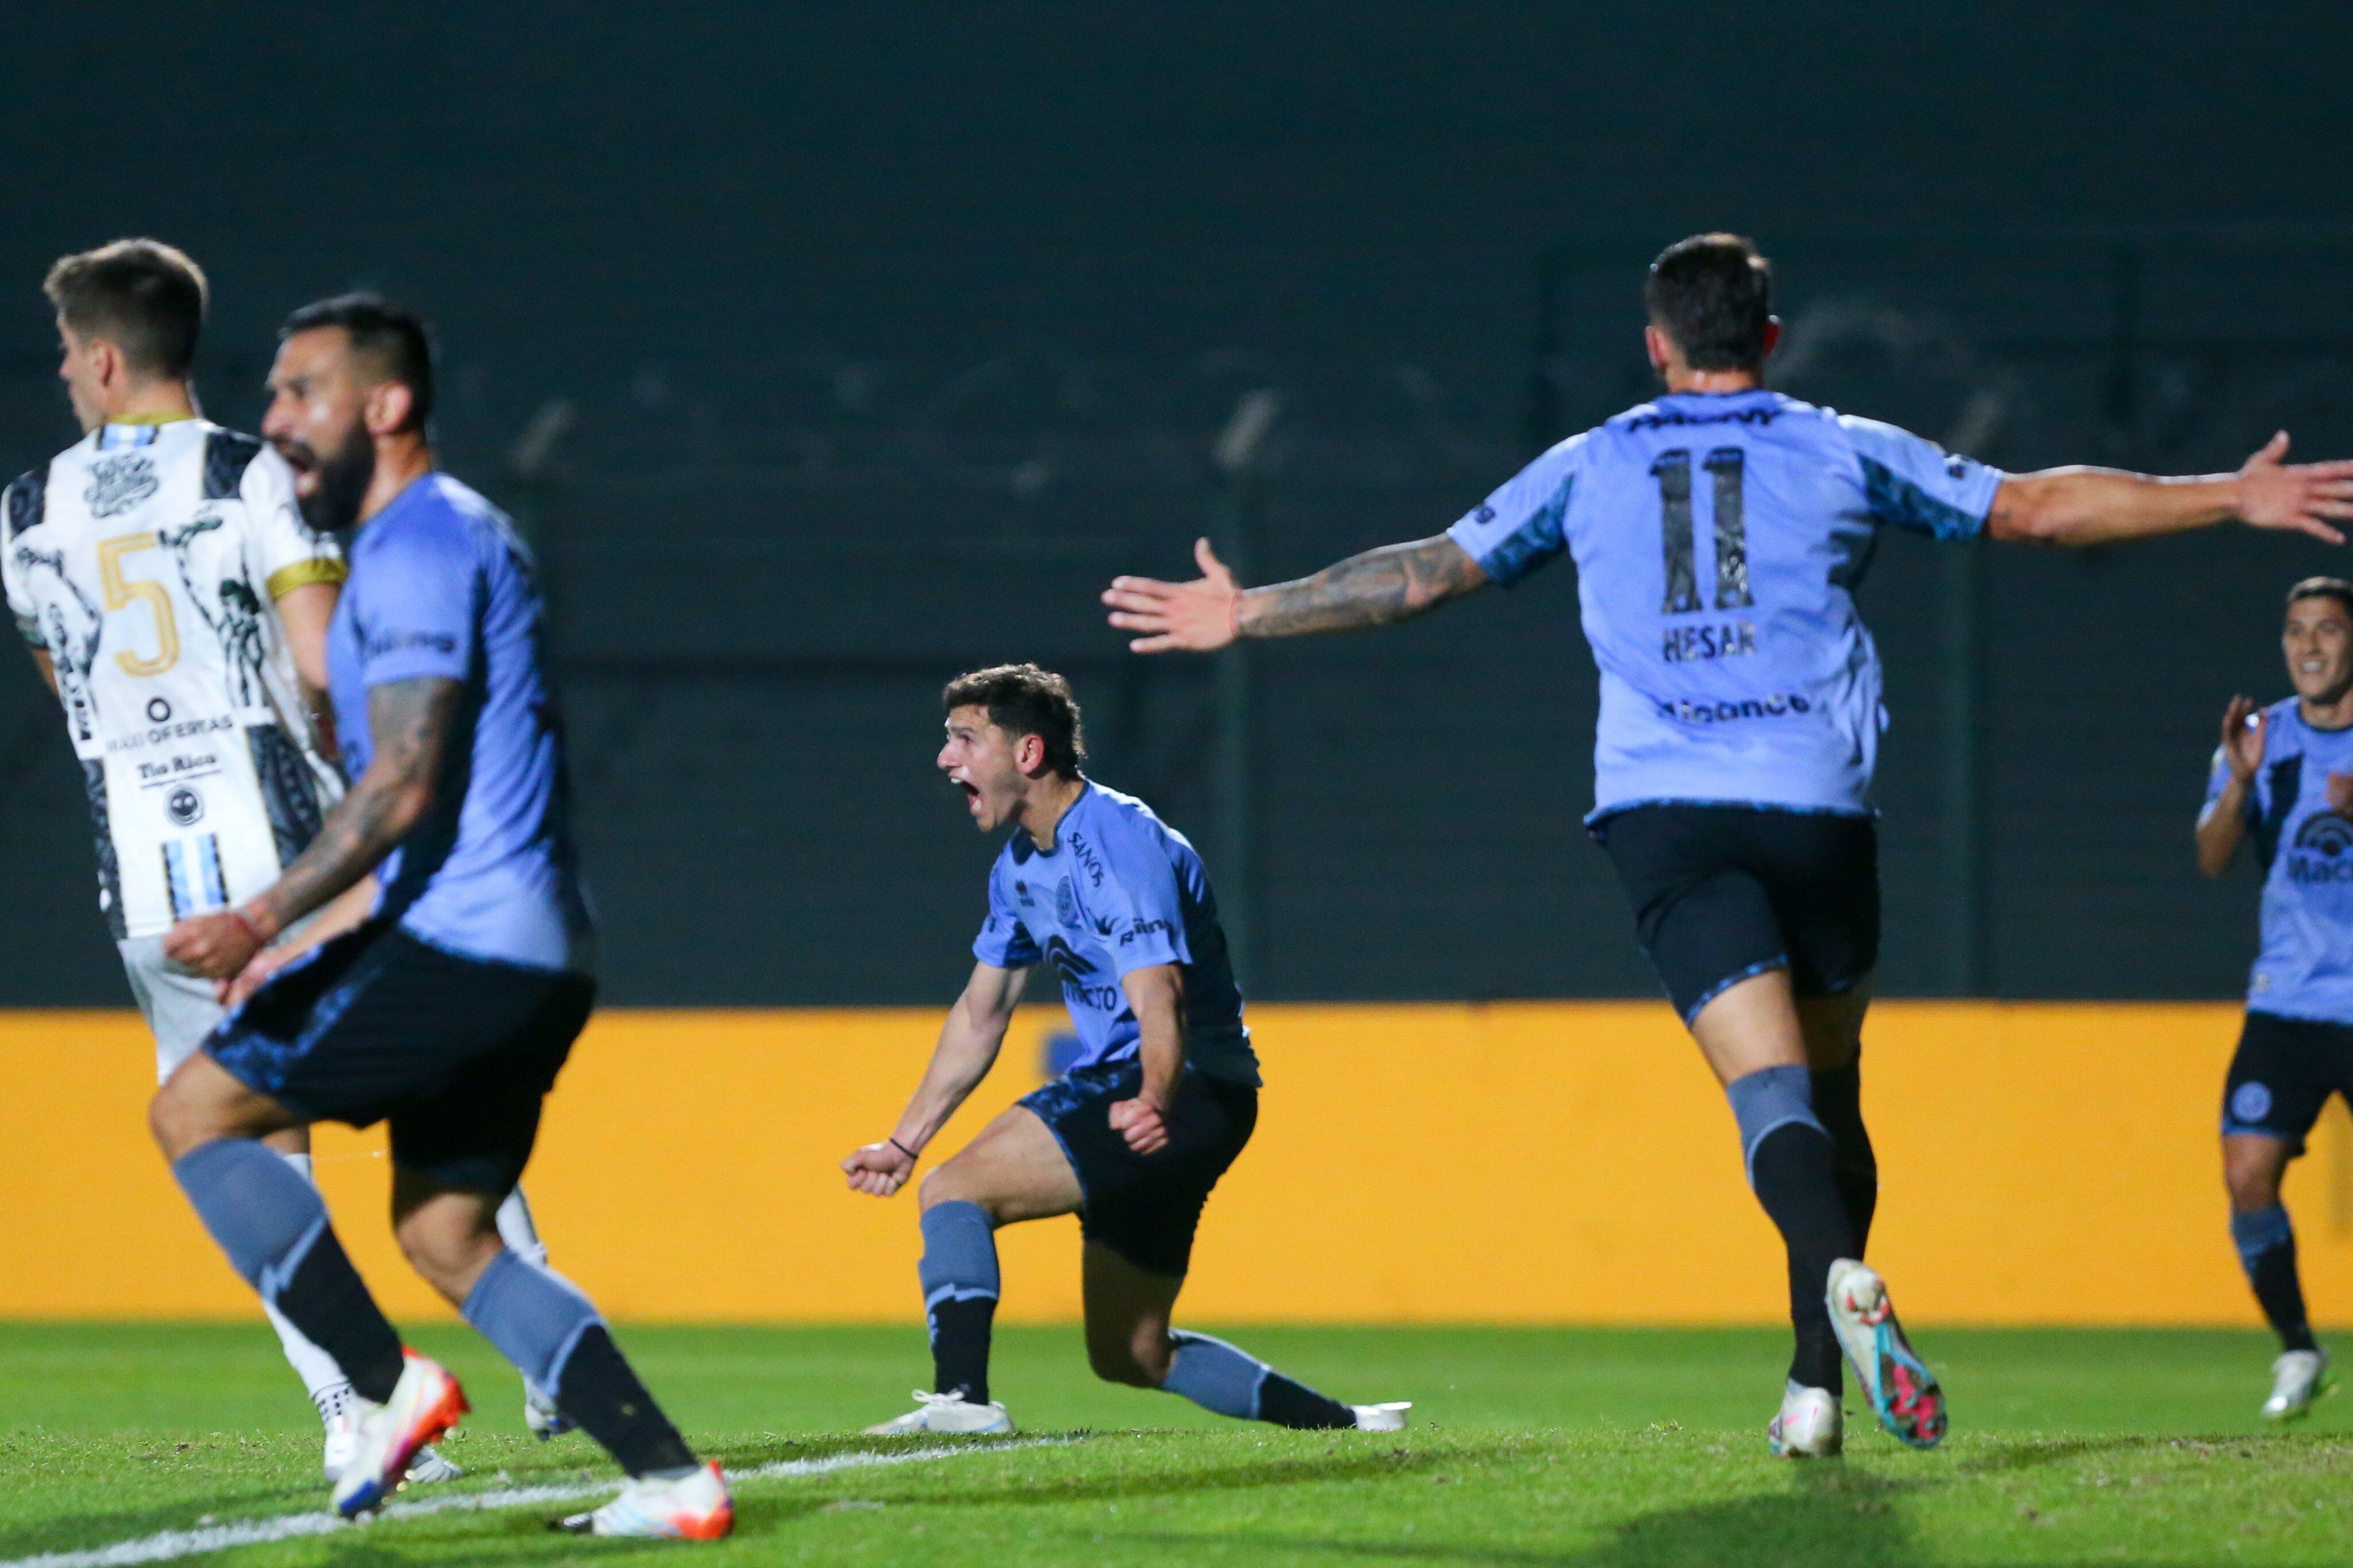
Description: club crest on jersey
xmin=84 ymin=454 xmax=159 ymax=519
xmin=1055 ymin=878 xmax=1079 ymax=927
xmin=2288 ymin=813 xmax=2353 ymax=883
xmin=165 ymin=786 xmax=203 ymax=827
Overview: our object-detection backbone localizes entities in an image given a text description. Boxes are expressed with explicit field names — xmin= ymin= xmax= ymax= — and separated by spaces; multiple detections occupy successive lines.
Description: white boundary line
xmin=1 ymin=1437 xmax=1073 ymax=1568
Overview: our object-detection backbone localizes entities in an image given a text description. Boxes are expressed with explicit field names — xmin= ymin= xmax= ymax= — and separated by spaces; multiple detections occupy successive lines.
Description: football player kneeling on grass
xmin=843 ymin=664 xmax=1408 ymax=1437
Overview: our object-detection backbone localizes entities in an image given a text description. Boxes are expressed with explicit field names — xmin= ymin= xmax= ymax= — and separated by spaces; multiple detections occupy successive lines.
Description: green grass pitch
xmin=5 ymin=1322 xmax=2352 ymax=1565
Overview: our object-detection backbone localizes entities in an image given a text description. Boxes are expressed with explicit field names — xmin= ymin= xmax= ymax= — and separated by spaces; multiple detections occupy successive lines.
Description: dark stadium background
xmin=1 ymin=3 xmax=2349 ymax=1006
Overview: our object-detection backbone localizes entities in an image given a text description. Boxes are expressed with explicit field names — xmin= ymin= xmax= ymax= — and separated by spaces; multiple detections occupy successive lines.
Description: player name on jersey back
xmin=2 ymin=420 xmax=345 ymax=939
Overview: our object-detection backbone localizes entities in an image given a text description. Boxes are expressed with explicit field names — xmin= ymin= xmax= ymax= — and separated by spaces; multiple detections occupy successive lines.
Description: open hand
xmin=1102 ymin=538 xmax=1241 ymax=653
xmin=2235 ymin=432 xmax=2353 ymax=544
xmin=162 ymin=911 xmax=264 ymax=980
xmin=1108 ymin=1096 xmax=1169 ymax=1156
xmin=842 ymin=1140 xmax=917 ymax=1197
xmin=218 ymin=944 xmax=297 ymax=1008
xmin=2221 ymin=695 xmax=2267 ymax=785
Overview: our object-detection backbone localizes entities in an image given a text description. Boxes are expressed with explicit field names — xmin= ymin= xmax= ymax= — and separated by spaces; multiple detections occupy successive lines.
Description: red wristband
xmin=226 ymin=907 xmax=272 ymax=947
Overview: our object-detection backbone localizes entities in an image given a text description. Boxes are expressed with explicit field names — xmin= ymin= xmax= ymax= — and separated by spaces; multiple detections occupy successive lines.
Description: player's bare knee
xmin=395 ymin=1212 xmax=499 ymax=1301
xmin=1127 ymin=1324 xmax=1174 ymax=1386
xmin=917 ymin=1163 xmax=966 ymax=1212
xmin=1085 ymin=1336 xmax=1155 ymax=1388
xmin=2224 ymin=1155 xmax=2283 ymax=1212
xmin=148 ymin=1076 xmax=221 ymax=1160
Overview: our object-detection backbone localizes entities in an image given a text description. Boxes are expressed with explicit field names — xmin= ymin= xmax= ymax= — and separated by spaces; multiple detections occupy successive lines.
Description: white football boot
xmin=1352 ymin=1401 xmax=1413 ymax=1432
xmin=331 ymin=1352 xmax=471 ymax=1519
xmin=554 ymin=1460 xmax=734 ymax=1539
xmin=524 ymin=1377 xmax=573 ymax=1441
xmin=1766 ymin=1384 xmax=1842 ymax=1457
xmin=1826 ymin=1260 xmax=1946 ymax=1449
xmin=2263 ymin=1349 xmax=2330 ymax=1421
xmin=323 ymin=1410 xmax=464 ymax=1484
xmin=864 ymin=1390 xmax=1015 ymax=1435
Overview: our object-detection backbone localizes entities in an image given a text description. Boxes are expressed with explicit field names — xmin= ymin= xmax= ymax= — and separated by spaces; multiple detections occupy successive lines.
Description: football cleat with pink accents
xmin=1826 ymin=1259 xmax=1946 ymax=1449
xmin=554 ymin=1460 xmax=734 ymax=1539
xmin=330 ymin=1351 xmax=471 ymax=1519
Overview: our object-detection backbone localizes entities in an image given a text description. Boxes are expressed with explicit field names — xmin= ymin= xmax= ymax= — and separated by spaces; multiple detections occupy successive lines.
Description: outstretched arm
xmin=1990 ymin=433 xmax=2353 ymax=548
xmin=161 ymin=674 xmax=462 ymax=978
xmin=1102 ymin=534 xmax=1489 ymax=654
xmin=842 ymin=961 xmax=1028 ymax=1197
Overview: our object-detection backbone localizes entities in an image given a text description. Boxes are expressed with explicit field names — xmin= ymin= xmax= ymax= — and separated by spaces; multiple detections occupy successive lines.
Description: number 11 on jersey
xmin=1652 ymin=447 xmax=1752 ymax=615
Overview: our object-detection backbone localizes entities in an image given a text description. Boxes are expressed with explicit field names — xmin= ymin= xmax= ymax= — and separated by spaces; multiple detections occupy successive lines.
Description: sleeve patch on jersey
xmin=3 ymin=470 xmax=45 ymax=540
xmin=201 ymin=430 xmax=265 ymax=500
xmin=1858 ymin=455 xmax=1985 ymax=542
xmin=1481 ymin=474 xmax=1575 ymax=587
xmin=265 ymin=556 xmax=350 ymax=600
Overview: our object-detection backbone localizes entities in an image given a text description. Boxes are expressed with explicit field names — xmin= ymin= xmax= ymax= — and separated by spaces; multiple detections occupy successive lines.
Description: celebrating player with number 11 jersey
xmin=1104 ymin=231 xmax=2353 ymax=1455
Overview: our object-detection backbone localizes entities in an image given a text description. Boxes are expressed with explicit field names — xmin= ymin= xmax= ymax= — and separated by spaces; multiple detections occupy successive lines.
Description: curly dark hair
xmin=943 ymin=663 xmax=1087 ymax=778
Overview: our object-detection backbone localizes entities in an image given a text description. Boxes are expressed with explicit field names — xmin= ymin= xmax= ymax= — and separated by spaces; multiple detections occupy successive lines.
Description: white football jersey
xmin=2 ymin=419 xmax=347 ymax=939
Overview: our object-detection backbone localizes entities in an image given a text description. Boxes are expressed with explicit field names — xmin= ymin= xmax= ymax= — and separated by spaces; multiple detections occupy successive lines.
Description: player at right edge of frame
xmin=1104 ymin=233 xmax=2353 ymax=1456
xmin=2196 ymin=576 xmax=2353 ymax=1422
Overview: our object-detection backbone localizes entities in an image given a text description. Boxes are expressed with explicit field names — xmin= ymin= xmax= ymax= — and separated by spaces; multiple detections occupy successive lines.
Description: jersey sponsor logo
xmin=2286 ymin=812 xmax=2353 ymax=884
xmin=106 ymin=712 xmax=235 ymax=754
xmin=1042 ymin=935 xmax=1121 ymax=1011
xmin=1624 ymin=404 xmax=1779 ymax=433
xmin=364 ymin=629 xmax=459 ymax=657
xmin=1119 ymin=916 xmax=1175 ymax=949
xmin=83 ymin=453 xmax=159 ymax=519
xmin=1660 ymin=620 xmax=1758 ymax=664
xmin=2231 ymin=1080 xmax=2274 ymax=1124
xmin=1654 ymin=692 xmax=1813 ymax=725
xmin=1066 ymin=828 xmax=1108 ymax=890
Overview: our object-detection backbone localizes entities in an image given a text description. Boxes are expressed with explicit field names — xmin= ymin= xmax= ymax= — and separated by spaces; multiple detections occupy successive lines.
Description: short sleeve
xmin=1444 ymin=434 xmax=1587 ymax=587
xmin=2193 ymin=747 xmax=2249 ymax=822
xmin=3 ymin=473 xmax=42 ymax=646
xmin=1095 ymin=832 xmax=1191 ymax=977
xmin=1838 ymin=415 xmax=2004 ymax=541
xmin=242 ymin=448 xmax=346 ymax=601
xmin=972 ymin=871 xmax=1042 ymax=968
xmin=353 ymin=519 xmax=477 ymax=686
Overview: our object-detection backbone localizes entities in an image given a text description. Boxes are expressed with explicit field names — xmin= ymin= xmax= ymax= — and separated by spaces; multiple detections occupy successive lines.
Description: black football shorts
xmin=207 ymin=918 xmax=595 ymax=1194
xmin=1020 ymin=1059 xmax=1257 ymax=1279
xmin=1592 ymin=802 xmax=1880 ymax=1024
xmin=2223 ymin=1010 xmax=2353 ymax=1152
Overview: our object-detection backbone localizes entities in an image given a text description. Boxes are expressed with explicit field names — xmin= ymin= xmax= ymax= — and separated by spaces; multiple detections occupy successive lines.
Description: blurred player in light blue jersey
xmin=2196 ymin=577 xmax=2353 ymax=1421
xmin=147 ymin=296 xmax=728 ymax=1540
xmin=1106 ymin=233 xmax=2353 ymax=1456
xmin=843 ymin=665 xmax=1407 ymax=1436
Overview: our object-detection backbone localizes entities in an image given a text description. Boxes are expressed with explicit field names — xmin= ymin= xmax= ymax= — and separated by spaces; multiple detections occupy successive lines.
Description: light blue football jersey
xmin=330 ymin=473 xmax=595 ymax=974
xmin=973 ymin=782 xmax=1257 ymax=1084
xmin=1446 ymin=389 xmax=2003 ymax=820
xmin=2205 ymin=700 xmax=2353 ymax=1024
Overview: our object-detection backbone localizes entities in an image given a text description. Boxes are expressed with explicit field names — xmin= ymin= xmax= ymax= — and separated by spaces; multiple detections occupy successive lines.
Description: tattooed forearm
xmin=253 ymin=675 xmax=461 ymax=931
xmin=1237 ymin=535 xmax=1489 ymax=639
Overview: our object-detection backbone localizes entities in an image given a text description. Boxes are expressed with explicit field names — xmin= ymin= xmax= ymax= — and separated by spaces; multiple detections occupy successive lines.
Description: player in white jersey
xmin=5 ymin=241 xmax=560 ymax=1476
